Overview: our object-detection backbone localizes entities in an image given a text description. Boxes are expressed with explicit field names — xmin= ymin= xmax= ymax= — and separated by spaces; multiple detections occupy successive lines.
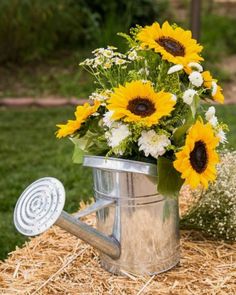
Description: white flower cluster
xmin=138 ymin=130 xmax=171 ymax=159
xmin=127 ymin=48 xmax=143 ymax=61
xmin=181 ymin=151 xmax=236 ymax=241
xmin=167 ymin=62 xmax=204 ymax=106
xmin=205 ymin=106 xmax=227 ymax=144
xmin=89 ymin=89 xmax=112 ymax=102
xmin=80 ymin=46 xmax=129 ymax=69
xmin=189 ymin=71 xmax=203 ymax=87
xmin=105 ymin=123 xmax=130 ymax=155
xmin=183 ymin=89 xmax=197 ymax=105
xmin=103 ymin=113 xmax=171 ymax=158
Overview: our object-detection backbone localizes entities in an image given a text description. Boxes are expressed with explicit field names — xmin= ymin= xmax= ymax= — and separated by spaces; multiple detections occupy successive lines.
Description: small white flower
xmin=95 ymin=56 xmax=104 ymax=65
xmin=209 ymin=116 xmax=218 ymax=127
xmin=188 ymin=62 xmax=203 ymax=72
xmin=113 ymin=58 xmax=127 ymax=65
xmin=189 ymin=71 xmax=203 ymax=87
xmin=205 ymin=106 xmax=216 ymax=121
xmin=80 ymin=58 xmax=94 ymax=66
xmin=103 ymin=111 xmax=114 ymax=128
xmin=104 ymin=61 xmax=112 ymax=69
xmin=105 ymin=123 xmax=130 ymax=149
xmin=92 ymin=48 xmax=105 ymax=55
xmin=103 ymin=49 xmax=114 ymax=58
xmin=171 ymin=94 xmax=177 ymax=103
xmin=211 ymin=81 xmax=217 ymax=96
xmin=167 ymin=64 xmax=183 ymax=74
xmin=217 ymin=129 xmax=227 ymax=144
xmin=128 ymin=50 xmax=138 ymax=60
xmin=89 ymin=90 xmax=111 ymax=101
xmin=138 ymin=130 xmax=170 ymax=159
xmin=183 ymin=89 xmax=197 ymax=105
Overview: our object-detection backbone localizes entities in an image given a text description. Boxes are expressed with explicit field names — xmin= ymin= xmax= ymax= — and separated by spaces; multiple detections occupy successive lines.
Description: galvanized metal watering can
xmin=14 ymin=156 xmax=180 ymax=275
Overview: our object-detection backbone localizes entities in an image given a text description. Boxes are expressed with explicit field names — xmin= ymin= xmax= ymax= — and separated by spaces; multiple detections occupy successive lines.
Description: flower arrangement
xmin=181 ymin=151 xmax=236 ymax=241
xmin=56 ymin=21 xmax=227 ymax=197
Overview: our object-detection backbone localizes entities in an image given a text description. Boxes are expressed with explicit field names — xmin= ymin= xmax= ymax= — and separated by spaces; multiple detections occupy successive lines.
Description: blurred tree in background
xmin=0 ymin=0 xmax=169 ymax=64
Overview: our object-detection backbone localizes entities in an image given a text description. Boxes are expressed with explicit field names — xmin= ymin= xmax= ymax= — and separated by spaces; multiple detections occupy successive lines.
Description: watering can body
xmin=85 ymin=156 xmax=180 ymax=275
xmin=14 ymin=156 xmax=180 ymax=276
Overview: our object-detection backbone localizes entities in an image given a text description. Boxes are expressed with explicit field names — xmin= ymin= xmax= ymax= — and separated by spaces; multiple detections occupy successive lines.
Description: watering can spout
xmin=13 ymin=177 xmax=120 ymax=260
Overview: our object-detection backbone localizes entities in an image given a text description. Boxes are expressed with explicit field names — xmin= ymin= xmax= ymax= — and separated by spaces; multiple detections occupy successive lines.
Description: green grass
xmin=0 ymin=106 xmax=93 ymax=260
xmin=0 ymin=51 xmax=94 ymax=99
xmin=0 ymin=105 xmax=235 ymax=261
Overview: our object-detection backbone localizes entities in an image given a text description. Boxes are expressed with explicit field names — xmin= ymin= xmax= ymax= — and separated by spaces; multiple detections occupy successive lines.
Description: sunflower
xmin=174 ymin=120 xmax=219 ymax=189
xmin=107 ymin=80 xmax=176 ymax=127
xmin=56 ymin=101 xmax=100 ymax=138
xmin=202 ymin=71 xmax=224 ymax=104
xmin=137 ymin=21 xmax=203 ymax=65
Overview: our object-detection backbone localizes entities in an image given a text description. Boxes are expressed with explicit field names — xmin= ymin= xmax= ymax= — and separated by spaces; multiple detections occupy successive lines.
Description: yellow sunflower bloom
xmin=202 ymin=71 xmax=224 ymax=104
xmin=174 ymin=120 xmax=219 ymax=189
xmin=213 ymin=84 xmax=224 ymax=104
xmin=107 ymin=80 xmax=176 ymax=127
xmin=137 ymin=21 xmax=203 ymax=66
xmin=56 ymin=101 xmax=100 ymax=138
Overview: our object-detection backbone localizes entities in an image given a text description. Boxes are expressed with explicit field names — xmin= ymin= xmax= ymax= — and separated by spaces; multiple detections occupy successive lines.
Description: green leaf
xmin=72 ymin=145 xmax=86 ymax=164
xmin=173 ymin=109 xmax=194 ymax=146
xmin=157 ymin=157 xmax=184 ymax=199
xmin=71 ymin=127 xmax=109 ymax=164
xmin=163 ymin=201 xmax=171 ymax=223
xmin=190 ymin=94 xmax=200 ymax=117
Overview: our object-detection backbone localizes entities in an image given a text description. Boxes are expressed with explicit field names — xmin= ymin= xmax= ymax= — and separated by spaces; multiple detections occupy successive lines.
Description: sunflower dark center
xmin=127 ymin=97 xmax=155 ymax=117
xmin=156 ymin=37 xmax=185 ymax=57
xmin=190 ymin=140 xmax=208 ymax=173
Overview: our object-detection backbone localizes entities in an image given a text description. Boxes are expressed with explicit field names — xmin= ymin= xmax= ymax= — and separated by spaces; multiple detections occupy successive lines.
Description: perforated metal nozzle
xmin=14 ymin=177 xmax=65 ymax=236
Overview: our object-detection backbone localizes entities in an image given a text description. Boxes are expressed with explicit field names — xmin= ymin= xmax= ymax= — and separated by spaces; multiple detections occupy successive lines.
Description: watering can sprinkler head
xmin=14 ymin=177 xmax=120 ymax=260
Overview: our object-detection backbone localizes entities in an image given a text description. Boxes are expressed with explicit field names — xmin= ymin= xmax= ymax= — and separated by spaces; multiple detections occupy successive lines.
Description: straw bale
xmin=0 ymin=192 xmax=235 ymax=295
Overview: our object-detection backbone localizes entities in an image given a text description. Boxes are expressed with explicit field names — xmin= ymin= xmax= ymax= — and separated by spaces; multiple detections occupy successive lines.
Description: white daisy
xmin=211 ymin=81 xmax=218 ymax=96
xmin=205 ymin=106 xmax=216 ymax=121
xmin=103 ymin=49 xmax=114 ymax=58
xmin=103 ymin=111 xmax=114 ymax=128
xmin=113 ymin=58 xmax=127 ymax=65
xmin=183 ymin=89 xmax=197 ymax=105
xmin=188 ymin=71 xmax=203 ymax=87
xmin=105 ymin=123 xmax=130 ymax=149
xmin=208 ymin=116 xmax=218 ymax=127
xmin=217 ymin=129 xmax=227 ymax=144
xmin=187 ymin=62 xmax=203 ymax=72
xmin=167 ymin=64 xmax=183 ymax=74
xmin=138 ymin=130 xmax=170 ymax=159
xmin=128 ymin=50 xmax=138 ymax=60
xmin=104 ymin=61 xmax=112 ymax=69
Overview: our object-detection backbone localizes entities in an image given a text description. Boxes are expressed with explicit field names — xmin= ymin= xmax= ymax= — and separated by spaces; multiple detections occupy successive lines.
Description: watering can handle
xmin=74 ymin=199 xmax=115 ymax=219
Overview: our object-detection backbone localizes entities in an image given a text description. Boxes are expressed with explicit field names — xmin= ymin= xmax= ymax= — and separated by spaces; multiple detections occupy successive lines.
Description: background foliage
xmin=0 ymin=0 xmax=169 ymax=63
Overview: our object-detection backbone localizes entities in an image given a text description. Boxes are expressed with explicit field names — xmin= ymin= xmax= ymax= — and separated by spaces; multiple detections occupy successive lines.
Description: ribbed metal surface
xmin=14 ymin=177 xmax=65 ymax=236
xmin=85 ymin=156 xmax=180 ymax=275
